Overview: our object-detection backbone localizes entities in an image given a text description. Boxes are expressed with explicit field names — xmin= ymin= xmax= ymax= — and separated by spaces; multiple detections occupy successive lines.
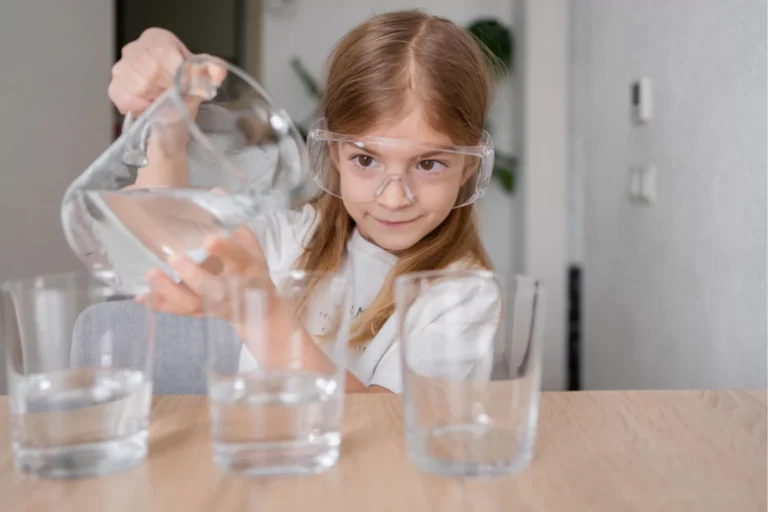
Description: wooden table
xmin=1 ymin=390 xmax=765 ymax=511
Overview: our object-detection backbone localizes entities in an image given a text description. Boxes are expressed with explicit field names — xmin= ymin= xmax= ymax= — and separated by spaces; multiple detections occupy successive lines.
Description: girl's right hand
xmin=109 ymin=28 xmax=192 ymax=116
xmin=137 ymin=226 xmax=272 ymax=318
xmin=109 ymin=28 xmax=226 ymax=189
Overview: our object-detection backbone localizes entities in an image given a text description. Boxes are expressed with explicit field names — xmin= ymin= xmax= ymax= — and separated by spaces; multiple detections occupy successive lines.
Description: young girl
xmin=109 ymin=10 xmax=499 ymax=393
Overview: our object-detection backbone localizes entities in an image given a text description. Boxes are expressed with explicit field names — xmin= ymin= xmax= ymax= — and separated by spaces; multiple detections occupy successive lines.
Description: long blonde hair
xmin=296 ymin=10 xmax=494 ymax=344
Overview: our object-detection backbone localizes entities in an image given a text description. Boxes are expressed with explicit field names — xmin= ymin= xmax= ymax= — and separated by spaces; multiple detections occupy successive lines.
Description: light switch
xmin=628 ymin=167 xmax=642 ymax=200
xmin=639 ymin=165 xmax=657 ymax=203
xmin=631 ymin=77 xmax=653 ymax=124
xmin=629 ymin=165 xmax=657 ymax=204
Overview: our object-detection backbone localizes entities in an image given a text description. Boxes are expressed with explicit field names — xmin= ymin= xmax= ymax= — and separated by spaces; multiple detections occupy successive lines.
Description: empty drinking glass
xmin=1 ymin=273 xmax=155 ymax=478
xmin=204 ymin=271 xmax=352 ymax=476
xmin=395 ymin=270 xmax=546 ymax=476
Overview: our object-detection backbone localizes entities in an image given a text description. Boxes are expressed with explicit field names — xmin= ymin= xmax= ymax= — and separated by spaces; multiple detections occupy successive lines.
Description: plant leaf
xmin=290 ymin=57 xmax=324 ymax=101
xmin=466 ymin=18 xmax=514 ymax=75
xmin=494 ymin=166 xmax=514 ymax=194
xmin=492 ymin=152 xmax=518 ymax=194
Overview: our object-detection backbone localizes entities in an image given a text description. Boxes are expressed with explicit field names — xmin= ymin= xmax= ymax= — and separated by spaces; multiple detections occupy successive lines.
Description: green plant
xmin=466 ymin=18 xmax=517 ymax=194
xmin=290 ymin=17 xmax=517 ymax=194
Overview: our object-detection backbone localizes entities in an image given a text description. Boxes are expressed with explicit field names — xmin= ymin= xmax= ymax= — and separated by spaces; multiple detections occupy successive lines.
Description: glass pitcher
xmin=61 ymin=55 xmax=312 ymax=295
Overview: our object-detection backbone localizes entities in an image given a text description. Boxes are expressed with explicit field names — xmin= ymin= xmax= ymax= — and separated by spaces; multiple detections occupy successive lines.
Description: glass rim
xmin=396 ymin=268 xmax=497 ymax=281
xmin=394 ymin=270 xmax=547 ymax=301
xmin=212 ymin=269 xmax=349 ymax=287
xmin=395 ymin=268 xmax=542 ymax=283
xmin=1 ymin=271 xmax=127 ymax=294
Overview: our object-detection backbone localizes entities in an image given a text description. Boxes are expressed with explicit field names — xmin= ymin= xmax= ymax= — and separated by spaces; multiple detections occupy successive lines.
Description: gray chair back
xmin=71 ymin=300 xmax=241 ymax=394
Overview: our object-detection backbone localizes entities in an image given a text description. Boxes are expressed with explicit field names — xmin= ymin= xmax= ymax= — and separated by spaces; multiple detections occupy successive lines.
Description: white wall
xmin=259 ymin=0 xmax=519 ymax=278
xmin=567 ymin=2 xmax=586 ymax=266
xmin=573 ymin=0 xmax=767 ymax=389
xmin=0 ymin=0 xmax=114 ymax=281
xmin=0 ymin=0 xmax=114 ymax=393
xmin=514 ymin=0 xmax=569 ymax=390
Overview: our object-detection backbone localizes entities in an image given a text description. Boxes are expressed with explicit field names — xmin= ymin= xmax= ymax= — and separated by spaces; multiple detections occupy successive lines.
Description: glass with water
xmin=395 ymin=270 xmax=546 ymax=476
xmin=1 ymin=273 xmax=155 ymax=478
xmin=60 ymin=55 xmax=311 ymax=297
xmin=204 ymin=271 xmax=351 ymax=476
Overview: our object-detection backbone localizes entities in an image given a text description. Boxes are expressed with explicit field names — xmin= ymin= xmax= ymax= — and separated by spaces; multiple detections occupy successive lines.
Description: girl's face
xmin=338 ymin=108 xmax=469 ymax=253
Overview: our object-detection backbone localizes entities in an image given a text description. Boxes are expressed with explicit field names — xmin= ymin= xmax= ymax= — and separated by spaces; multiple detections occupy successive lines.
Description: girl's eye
xmin=417 ymin=159 xmax=446 ymax=172
xmin=352 ymin=155 xmax=378 ymax=168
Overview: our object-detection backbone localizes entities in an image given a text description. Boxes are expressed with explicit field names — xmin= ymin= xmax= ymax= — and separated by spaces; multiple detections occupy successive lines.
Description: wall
xmin=566 ymin=2 xmax=586 ymax=266
xmin=0 ymin=1 xmax=114 ymax=280
xmin=514 ymin=0 xmax=569 ymax=390
xmin=259 ymin=0 xmax=519 ymax=279
xmin=0 ymin=0 xmax=114 ymax=392
xmin=574 ymin=0 xmax=767 ymax=389
xmin=120 ymin=0 xmax=240 ymax=62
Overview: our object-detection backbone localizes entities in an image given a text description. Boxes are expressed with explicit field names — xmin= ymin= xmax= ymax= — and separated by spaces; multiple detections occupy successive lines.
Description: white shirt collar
xmin=348 ymin=227 xmax=398 ymax=266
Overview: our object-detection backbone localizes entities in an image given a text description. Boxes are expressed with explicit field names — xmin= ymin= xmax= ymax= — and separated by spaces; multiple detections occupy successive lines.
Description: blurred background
xmin=0 ymin=0 xmax=764 ymax=392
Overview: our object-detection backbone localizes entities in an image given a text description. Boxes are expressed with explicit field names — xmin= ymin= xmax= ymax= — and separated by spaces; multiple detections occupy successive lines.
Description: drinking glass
xmin=395 ymin=270 xmax=546 ymax=476
xmin=1 ymin=273 xmax=155 ymax=478
xmin=204 ymin=271 xmax=352 ymax=476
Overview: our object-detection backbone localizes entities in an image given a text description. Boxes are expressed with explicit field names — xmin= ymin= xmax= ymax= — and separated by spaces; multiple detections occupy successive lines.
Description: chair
xmin=70 ymin=300 xmax=241 ymax=394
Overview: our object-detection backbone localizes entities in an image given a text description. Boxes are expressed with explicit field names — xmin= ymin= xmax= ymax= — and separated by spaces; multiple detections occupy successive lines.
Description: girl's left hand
xmin=137 ymin=226 xmax=270 ymax=317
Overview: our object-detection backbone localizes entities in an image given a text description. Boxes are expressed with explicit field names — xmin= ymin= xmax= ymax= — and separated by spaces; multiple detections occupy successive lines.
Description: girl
xmin=109 ymin=10 xmax=499 ymax=394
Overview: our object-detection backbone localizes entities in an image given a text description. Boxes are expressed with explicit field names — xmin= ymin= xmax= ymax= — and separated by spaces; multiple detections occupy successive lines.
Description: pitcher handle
xmin=121 ymin=112 xmax=152 ymax=169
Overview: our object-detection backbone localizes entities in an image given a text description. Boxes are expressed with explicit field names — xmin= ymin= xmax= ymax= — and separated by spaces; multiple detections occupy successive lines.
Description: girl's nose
xmin=374 ymin=175 xmax=415 ymax=209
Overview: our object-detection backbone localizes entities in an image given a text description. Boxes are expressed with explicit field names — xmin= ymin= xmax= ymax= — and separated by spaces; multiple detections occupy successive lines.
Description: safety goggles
xmin=307 ymin=119 xmax=494 ymax=210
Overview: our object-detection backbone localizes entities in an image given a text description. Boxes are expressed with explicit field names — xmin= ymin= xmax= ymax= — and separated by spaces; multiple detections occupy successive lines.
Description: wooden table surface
xmin=1 ymin=390 xmax=765 ymax=511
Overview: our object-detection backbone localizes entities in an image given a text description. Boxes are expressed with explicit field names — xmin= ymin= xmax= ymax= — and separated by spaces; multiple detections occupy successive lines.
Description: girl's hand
xmin=110 ymin=28 xmax=227 ymax=189
xmin=137 ymin=225 xmax=316 ymax=376
xmin=138 ymin=223 xmax=389 ymax=394
xmin=110 ymin=28 xmax=191 ymax=116
xmin=137 ymin=226 xmax=270 ymax=317
xmin=109 ymin=27 xmax=226 ymax=117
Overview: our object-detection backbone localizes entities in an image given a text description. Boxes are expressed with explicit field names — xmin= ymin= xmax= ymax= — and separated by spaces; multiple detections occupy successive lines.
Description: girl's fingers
xmin=207 ymin=228 xmax=267 ymax=275
xmin=129 ymin=48 xmax=173 ymax=100
xmin=137 ymin=291 xmax=170 ymax=314
xmin=232 ymin=226 xmax=263 ymax=251
xmin=107 ymin=82 xmax=152 ymax=115
xmin=168 ymin=255 xmax=225 ymax=300
xmin=155 ymin=228 xmax=269 ymax=317
xmin=149 ymin=46 xmax=187 ymax=92
xmin=199 ymin=54 xmax=228 ymax=86
xmin=207 ymin=239 xmax=251 ymax=274
xmin=146 ymin=268 xmax=202 ymax=315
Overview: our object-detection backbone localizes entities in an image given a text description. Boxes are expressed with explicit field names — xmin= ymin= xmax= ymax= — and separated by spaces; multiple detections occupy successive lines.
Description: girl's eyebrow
xmin=342 ymin=143 xmax=455 ymax=160
xmin=418 ymin=150 xmax=453 ymax=159
xmin=343 ymin=141 xmax=381 ymax=158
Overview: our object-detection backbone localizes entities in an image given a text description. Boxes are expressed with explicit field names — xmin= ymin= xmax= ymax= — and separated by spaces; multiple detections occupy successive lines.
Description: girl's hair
xmin=296 ymin=10 xmax=493 ymax=344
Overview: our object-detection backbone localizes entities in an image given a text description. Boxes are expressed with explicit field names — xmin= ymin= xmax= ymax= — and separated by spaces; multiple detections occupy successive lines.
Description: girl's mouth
xmin=374 ymin=217 xmax=419 ymax=229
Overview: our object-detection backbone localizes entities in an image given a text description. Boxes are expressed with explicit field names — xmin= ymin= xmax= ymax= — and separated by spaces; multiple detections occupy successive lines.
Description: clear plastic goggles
xmin=307 ymin=119 xmax=494 ymax=210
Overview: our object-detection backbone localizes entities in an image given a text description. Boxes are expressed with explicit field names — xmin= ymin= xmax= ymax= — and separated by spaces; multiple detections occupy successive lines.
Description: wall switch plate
xmin=629 ymin=165 xmax=657 ymax=204
xmin=631 ymin=77 xmax=653 ymax=124
xmin=629 ymin=166 xmax=642 ymax=200
xmin=639 ymin=165 xmax=657 ymax=203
